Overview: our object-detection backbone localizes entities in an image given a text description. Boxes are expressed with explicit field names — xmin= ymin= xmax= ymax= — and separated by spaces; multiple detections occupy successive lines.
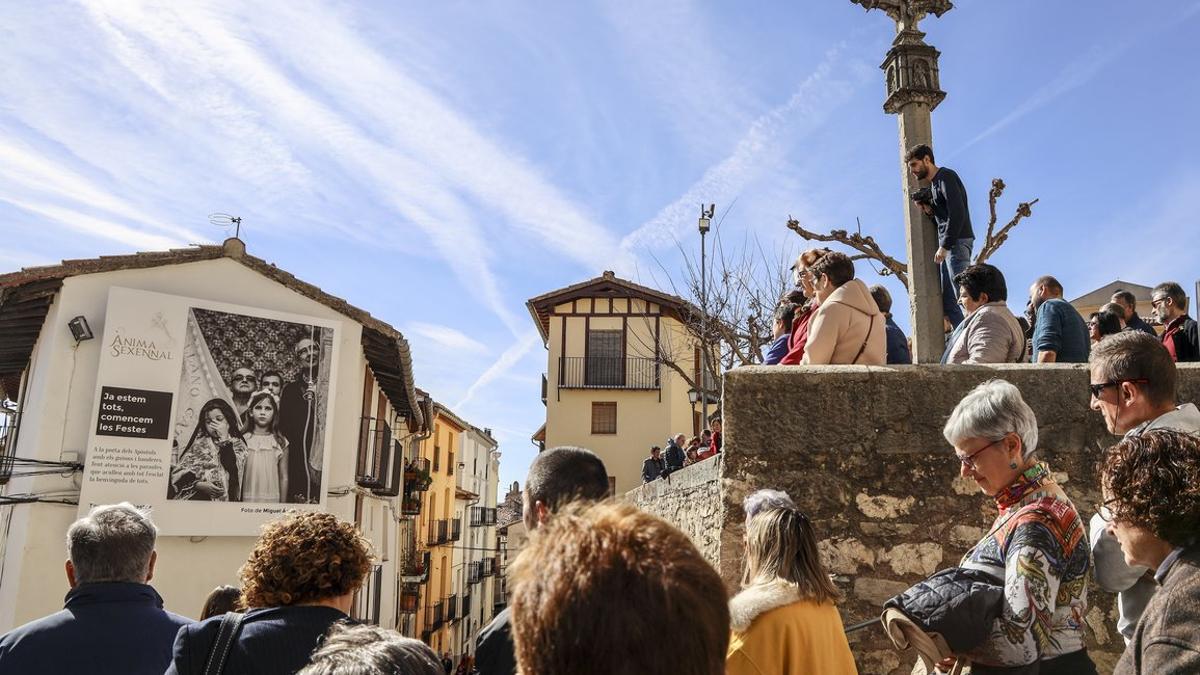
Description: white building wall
xmin=0 ymin=258 xmax=410 ymax=631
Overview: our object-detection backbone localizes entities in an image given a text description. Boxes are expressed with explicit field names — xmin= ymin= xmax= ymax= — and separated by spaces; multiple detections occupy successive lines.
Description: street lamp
xmin=697 ymin=204 xmax=715 ymax=428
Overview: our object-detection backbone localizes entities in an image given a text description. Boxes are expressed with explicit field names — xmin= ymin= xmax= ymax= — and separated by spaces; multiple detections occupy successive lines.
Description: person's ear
xmin=1119 ymin=381 xmax=1139 ymax=405
xmin=1007 ymin=434 xmax=1023 ymax=467
xmin=534 ymin=500 xmax=550 ymax=526
xmin=65 ymin=560 xmax=77 ymax=588
xmin=145 ymin=550 xmax=157 ymax=583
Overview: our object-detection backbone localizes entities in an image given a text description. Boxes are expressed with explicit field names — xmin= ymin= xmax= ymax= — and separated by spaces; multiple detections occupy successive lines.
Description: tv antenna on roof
xmin=208 ymin=213 xmax=243 ymax=239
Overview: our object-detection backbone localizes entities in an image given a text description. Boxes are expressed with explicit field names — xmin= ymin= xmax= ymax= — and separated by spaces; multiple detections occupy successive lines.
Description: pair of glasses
xmin=1151 ymin=297 xmax=1170 ymax=309
xmin=1088 ymin=378 xmax=1148 ymax=399
xmin=232 ymin=374 xmax=257 ymax=382
xmin=957 ymin=437 xmax=1006 ymax=470
xmin=1095 ymin=497 xmax=1121 ymax=522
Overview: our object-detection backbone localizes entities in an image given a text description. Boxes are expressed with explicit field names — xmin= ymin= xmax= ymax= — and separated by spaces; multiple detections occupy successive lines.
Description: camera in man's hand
xmin=909 ymin=186 xmax=934 ymax=205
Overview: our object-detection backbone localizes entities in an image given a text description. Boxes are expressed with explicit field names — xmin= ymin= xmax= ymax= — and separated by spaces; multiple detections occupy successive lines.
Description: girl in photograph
xmin=171 ymin=398 xmax=247 ymax=501
xmin=241 ymin=390 xmax=290 ymax=503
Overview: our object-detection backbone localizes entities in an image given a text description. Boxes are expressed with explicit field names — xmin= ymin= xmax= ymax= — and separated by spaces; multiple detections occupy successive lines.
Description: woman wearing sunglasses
xmin=939 ymin=379 xmax=1096 ymax=674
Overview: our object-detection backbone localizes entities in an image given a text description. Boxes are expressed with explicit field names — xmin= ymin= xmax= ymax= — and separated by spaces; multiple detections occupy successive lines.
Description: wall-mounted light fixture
xmin=67 ymin=316 xmax=94 ymax=343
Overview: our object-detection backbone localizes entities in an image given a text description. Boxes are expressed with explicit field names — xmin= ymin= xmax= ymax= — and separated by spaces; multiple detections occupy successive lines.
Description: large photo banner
xmin=78 ymin=287 xmax=341 ymax=535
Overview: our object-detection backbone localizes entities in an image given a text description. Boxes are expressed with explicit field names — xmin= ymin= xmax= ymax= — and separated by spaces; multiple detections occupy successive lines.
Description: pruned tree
xmin=630 ymin=228 xmax=796 ymax=400
xmin=786 ymin=178 xmax=1038 ymax=289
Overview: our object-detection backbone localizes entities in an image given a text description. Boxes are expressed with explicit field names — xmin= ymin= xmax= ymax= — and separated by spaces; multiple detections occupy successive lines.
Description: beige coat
xmin=946 ymin=301 xmax=1026 ymax=364
xmin=802 ymin=278 xmax=887 ymax=365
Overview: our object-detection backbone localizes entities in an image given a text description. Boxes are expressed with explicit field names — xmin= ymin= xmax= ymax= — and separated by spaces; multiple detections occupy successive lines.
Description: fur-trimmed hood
xmin=729 ymin=579 xmax=803 ymax=632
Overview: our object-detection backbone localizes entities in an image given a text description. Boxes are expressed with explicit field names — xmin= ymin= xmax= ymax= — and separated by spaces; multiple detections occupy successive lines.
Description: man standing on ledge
xmin=906 ymin=143 xmax=974 ymax=329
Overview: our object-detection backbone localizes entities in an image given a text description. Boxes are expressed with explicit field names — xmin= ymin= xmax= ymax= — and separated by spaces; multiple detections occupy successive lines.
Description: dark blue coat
xmin=0 ymin=582 xmax=191 ymax=675
xmin=165 ymin=605 xmax=347 ymax=675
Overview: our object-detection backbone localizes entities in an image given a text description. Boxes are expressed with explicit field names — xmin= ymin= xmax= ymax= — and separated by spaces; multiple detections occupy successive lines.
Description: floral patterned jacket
xmin=959 ymin=462 xmax=1091 ymax=667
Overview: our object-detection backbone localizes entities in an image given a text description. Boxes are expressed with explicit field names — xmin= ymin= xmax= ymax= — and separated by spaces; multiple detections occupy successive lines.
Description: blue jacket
xmin=165 ymin=605 xmax=347 ymax=675
xmin=1032 ymin=298 xmax=1090 ymax=363
xmin=763 ymin=334 xmax=789 ymax=365
xmin=884 ymin=315 xmax=911 ymax=364
xmin=0 ymin=582 xmax=191 ymax=675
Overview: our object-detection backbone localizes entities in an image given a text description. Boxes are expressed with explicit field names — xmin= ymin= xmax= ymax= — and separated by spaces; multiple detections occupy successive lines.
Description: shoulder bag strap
xmin=203 ymin=611 xmax=246 ymax=675
xmin=853 ymin=314 xmax=876 ymax=364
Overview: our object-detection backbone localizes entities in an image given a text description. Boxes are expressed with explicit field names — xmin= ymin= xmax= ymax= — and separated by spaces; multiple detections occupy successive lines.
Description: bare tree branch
xmin=786 ymin=217 xmax=910 ymax=287
xmin=785 ymin=177 xmax=1038 ymax=290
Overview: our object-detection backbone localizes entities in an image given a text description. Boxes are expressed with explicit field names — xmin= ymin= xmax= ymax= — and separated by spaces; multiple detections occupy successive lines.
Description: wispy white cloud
xmin=68 ymin=0 xmax=632 ymax=336
xmin=455 ymin=332 xmax=540 ymax=410
xmin=621 ymin=47 xmax=859 ymax=254
xmin=408 ymin=322 xmax=490 ymax=356
xmin=2 ymin=197 xmax=182 ymax=250
xmin=0 ymin=138 xmax=203 ymax=243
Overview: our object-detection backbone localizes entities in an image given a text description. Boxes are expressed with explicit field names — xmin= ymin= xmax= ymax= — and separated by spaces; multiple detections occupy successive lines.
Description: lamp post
xmin=688 ymin=387 xmax=700 ymax=436
xmin=697 ymin=204 xmax=714 ymax=427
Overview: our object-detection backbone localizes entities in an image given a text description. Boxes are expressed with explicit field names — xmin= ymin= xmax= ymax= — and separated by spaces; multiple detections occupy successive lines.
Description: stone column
xmin=894 ymin=88 xmax=943 ymax=362
xmin=883 ymin=27 xmax=949 ymax=362
xmin=852 ymin=0 xmax=952 ymax=362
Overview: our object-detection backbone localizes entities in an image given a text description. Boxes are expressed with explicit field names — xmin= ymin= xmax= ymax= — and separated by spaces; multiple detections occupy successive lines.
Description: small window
xmin=591 ymin=402 xmax=617 ymax=434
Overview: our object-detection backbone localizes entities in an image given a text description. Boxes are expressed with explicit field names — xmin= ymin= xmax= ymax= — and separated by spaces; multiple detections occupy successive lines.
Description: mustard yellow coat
xmin=726 ymin=580 xmax=859 ymax=675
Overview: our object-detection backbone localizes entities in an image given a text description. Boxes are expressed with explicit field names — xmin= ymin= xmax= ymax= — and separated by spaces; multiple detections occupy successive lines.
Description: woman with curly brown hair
xmin=165 ymin=512 xmax=373 ymax=675
xmin=1101 ymin=429 xmax=1200 ymax=675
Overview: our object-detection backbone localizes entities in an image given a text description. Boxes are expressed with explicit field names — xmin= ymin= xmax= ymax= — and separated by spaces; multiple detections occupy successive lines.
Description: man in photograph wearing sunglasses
xmin=1087 ymin=330 xmax=1200 ymax=642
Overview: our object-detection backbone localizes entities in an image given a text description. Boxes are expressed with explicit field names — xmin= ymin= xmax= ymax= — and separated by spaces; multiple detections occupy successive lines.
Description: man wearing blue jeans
xmin=906 ymin=144 xmax=975 ymax=328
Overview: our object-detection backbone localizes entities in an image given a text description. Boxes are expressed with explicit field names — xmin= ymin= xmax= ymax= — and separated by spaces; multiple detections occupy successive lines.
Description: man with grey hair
xmin=0 ymin=503 xmax=191 ymax=674
xmin=1087 ymin=331 xmax=1200 ymax=642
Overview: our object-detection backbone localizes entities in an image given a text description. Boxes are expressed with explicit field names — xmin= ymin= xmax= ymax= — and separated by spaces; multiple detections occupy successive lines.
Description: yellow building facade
xmin=412 ymin=402 xmax=467 ymax=654
xmin=528 ymin=271 xmax=709 ymax=494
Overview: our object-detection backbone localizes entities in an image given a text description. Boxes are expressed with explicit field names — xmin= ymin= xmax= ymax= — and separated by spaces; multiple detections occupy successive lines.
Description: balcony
xmin=468 ymin=561 xmax=483 ymax=585
xmin=352 ymin=564 xmax=383 ymax=626
xmin=356 ymin=416 xmax=392 ymax=490
xmin=427 ymin=519 xmax=448 ymax=546
xmin=428 ymin=600 xmax=445 ymax=631
xmin=447 ymin=594 xmax=460 ymax=622
xmin=403 ymin=457 xmax=432 ymax=492
xmin=401 ymin=493 xmax=423 ymax=516
xmin=470 ymin=506 xmax=497 ymax=527
xmin=399 ymin=584 xmax=420 ymax=614
xmin=0 ymin=405 xmax=21 ymax=485
xmin=450 ymin=517 xmax=462 ymax=542
xmin=558 ymin=356 xmax=659 ymax=390
xmin=462 ymin=592 xmax=473 ymax=618
xmin=400 ymin=550 xmax=430 ymax=583
xmin=482 ymin=556 xmax=497 ymax=578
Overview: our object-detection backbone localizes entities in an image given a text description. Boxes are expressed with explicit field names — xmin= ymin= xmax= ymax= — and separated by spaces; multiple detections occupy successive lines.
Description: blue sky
xmin=3 ymin=1 xmax=1199 ymax=491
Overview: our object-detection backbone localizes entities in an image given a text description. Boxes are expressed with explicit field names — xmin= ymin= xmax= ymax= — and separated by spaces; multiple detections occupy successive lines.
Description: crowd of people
xmin=3 ymin=330 xmax=1198 ymax=674
xmin=642 ymin=419 xmax=723 ymax=483
xmin=759 ymin=144 xmax=1198 ymax=370
xmin=761 ymin=250 xmax=1198 ymax=369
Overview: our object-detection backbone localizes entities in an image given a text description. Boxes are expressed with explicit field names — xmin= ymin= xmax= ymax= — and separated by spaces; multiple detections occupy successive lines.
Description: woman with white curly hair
xmin=726 ymin=489 xmax=858 ymax=675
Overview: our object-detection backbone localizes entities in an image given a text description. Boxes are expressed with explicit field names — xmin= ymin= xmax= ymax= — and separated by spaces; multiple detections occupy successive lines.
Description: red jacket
xmin=779 ymin=304 xmax=817 ymax=365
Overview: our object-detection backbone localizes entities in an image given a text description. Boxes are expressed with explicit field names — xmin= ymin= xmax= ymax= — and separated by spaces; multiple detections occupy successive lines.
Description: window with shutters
xmin=585 ymin=329 xmax=624 ymax=386
xmin=591 ymin=402 xmax=617 ymax=434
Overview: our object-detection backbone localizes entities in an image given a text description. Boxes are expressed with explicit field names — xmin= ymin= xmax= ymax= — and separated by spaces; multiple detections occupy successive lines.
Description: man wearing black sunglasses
xmin=1087 ymin=330 xmax=1200 ymax=643
xmin=230 ymin=366 xmax=258 ymax=419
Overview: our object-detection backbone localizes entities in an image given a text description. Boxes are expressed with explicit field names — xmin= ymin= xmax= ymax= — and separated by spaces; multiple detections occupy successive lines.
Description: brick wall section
xmin=633 ymin=363 xmax=1200 ymax=675
xmin=625 ymin=455 xmax=724 ymax=566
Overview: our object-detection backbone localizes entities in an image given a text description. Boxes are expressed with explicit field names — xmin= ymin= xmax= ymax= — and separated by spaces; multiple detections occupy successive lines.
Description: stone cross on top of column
xmin=849 ymin=0 xmax=953 ymax=33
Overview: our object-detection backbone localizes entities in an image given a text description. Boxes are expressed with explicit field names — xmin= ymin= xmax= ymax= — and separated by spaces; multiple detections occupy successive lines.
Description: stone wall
xmin=625 ymin=455 xmax=724 ymax=567
xmin=636 ymin=363 xmax=1200 ymax=675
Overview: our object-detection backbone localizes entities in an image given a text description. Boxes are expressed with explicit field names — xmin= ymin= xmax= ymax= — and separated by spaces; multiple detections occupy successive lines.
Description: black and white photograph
xmin=168 ymin=306 xmax=335 ymax=505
